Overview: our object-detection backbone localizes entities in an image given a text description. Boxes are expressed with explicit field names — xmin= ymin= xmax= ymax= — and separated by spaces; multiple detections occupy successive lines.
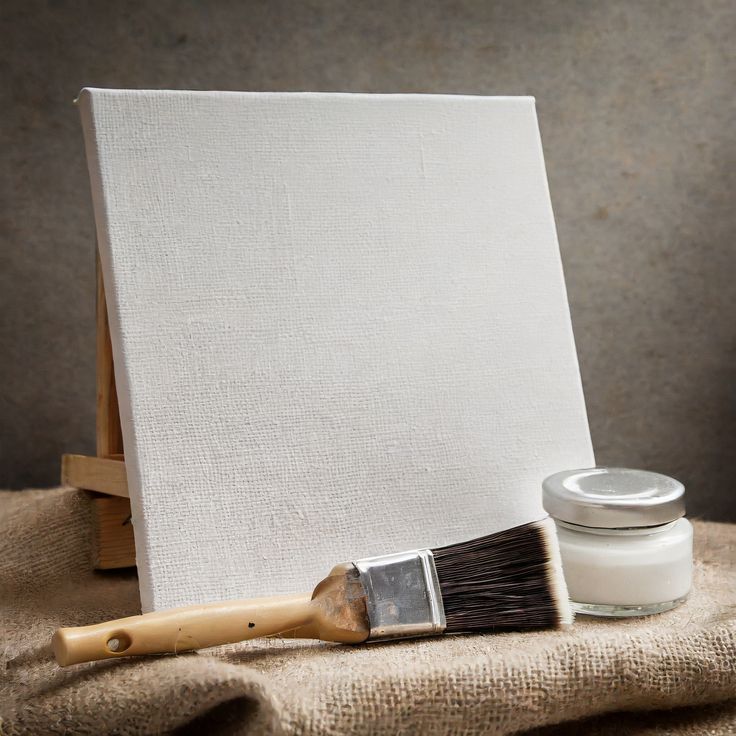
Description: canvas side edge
xmin=528 ymin=99 xmax=596 ymax=466
xmin=77 ymin=88 xmax=156 ymax=612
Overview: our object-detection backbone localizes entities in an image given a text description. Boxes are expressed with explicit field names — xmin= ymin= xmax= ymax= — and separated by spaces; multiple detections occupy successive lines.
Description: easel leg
xmin=61 ymin=249 xmax=135 ymax=569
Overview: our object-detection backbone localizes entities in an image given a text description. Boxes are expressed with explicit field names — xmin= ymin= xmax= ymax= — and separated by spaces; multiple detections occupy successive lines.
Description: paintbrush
xmin=53 ymin=517 xmax=571 ymax=666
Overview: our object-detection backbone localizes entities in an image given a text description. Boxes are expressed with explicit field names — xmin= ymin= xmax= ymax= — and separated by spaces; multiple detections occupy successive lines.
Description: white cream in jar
xmin=543 ymin=467 xmax=693 ymax=617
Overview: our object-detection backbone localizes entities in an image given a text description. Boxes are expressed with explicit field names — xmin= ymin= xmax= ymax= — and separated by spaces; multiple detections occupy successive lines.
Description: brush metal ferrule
xmin=353 ymin=549 xmax=446 ymax=640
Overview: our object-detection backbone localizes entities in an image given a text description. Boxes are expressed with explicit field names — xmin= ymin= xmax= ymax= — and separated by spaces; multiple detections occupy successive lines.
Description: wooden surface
xmin=60 ymin=258 xmax=135 ymax=569
xmin=91 ymin=493 xmax=136 ymax=569
xmin=53 ymin=592 xmax=317 ymax=665
xmin=61 ymin=455 xmax=135 ymax=570
xmin=62 ymin=454 xmax=128 ymax=497
xmin=53 ymin=569 xmax=370 ymax=666
xmin=94 ymin=259 xmax=133 ymax=568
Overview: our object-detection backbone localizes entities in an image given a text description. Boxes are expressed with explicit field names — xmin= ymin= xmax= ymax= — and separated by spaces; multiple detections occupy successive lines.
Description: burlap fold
xmin=2 ymin=488 xmax=735 ymax=735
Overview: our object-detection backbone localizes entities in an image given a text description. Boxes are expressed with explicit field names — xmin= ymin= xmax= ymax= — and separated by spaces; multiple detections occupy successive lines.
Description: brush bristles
xmin=432 ymin=517 xmax=573 ymax=633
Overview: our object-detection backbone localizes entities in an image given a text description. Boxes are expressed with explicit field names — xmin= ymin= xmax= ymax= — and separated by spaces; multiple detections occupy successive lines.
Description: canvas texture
xmin=78 ymin=89 xmax=594 ymax=612
xmin=2 ymin=488 xmax=736 ymax=735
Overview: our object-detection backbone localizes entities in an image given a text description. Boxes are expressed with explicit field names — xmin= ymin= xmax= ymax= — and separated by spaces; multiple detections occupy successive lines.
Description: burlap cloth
xmin=2 ymin=489 xmax=735 ymax=735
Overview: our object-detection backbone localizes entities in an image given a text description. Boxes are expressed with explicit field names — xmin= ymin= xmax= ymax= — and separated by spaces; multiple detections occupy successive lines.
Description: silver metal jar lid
xmin=542 ymin=467 xmax=685 ymax=528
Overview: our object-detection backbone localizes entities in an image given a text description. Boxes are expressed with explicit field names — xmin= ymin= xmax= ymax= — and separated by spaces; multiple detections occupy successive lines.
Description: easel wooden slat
xmin=61 ymin=454 xmax=129 ymax=497
xmin=61 ymin=252 xmax=136 ymax=569
xmin=91 ymin=493 xmax=136 ymax=569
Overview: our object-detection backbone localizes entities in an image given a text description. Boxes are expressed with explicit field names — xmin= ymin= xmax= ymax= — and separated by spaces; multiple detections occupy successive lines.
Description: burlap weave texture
xmin=2 ymin=488 xmax=735 ymax=735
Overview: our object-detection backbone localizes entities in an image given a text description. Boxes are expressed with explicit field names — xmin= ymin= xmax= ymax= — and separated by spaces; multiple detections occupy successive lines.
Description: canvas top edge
xmin=76 ymin=88 xmax=536 ymax=105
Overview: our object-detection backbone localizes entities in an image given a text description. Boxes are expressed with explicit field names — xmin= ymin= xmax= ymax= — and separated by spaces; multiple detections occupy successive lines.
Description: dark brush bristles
xmin=431 ymin=517 xmax=573 ymax=632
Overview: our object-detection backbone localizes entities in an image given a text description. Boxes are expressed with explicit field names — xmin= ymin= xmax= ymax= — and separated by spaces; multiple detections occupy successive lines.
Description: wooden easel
xmin=61 ymin=253 xmax=135 ymax=569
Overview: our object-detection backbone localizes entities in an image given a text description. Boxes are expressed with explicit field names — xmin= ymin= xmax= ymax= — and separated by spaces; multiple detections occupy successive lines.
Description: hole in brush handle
xmin=106 ymin=631 xmax=132 ymax=653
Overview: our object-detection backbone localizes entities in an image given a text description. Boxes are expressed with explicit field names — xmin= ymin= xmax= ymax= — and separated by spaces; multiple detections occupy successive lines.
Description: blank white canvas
xmin=78 ymin=89 xmax=594 ymax=612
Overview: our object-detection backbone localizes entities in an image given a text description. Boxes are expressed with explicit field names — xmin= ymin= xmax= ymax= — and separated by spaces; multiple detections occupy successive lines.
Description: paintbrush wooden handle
xmin=53 ymin=592 xmax=314 ymax=666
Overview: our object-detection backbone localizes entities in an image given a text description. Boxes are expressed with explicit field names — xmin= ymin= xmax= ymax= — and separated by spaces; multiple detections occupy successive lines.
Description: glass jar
xmin=542 ymin=467 xmax=693 ymax=617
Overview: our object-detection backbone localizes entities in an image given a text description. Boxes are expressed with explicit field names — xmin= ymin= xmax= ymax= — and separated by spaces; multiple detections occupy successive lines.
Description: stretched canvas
xmin=78 ymin=89 xmax=594 ymax=612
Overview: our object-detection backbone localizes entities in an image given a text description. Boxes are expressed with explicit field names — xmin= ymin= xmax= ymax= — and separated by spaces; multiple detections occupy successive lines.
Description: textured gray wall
xmin=1 ymin=1 xmax=734 ymax=519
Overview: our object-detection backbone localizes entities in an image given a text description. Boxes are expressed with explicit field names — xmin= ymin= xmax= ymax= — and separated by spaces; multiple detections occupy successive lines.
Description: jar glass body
xmin=554 ymin=517 xmax=693 ymax=617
